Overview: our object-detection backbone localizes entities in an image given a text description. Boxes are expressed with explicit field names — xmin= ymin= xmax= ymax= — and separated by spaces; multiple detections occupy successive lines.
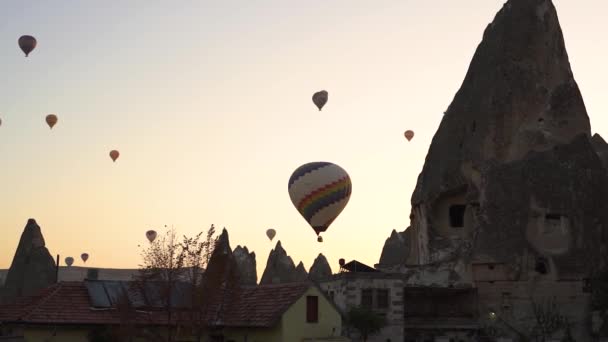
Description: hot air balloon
xmin=317 ymin=236 xmax=323 ymax=243
xmin=266 ymin=228 xmax=276 ymax=241
xmin=46 ymin=114 xmax=58 ymax=129
xmin=109 ymin=150 xmax=120 ymax=162
xmin=65 ymin=257 xmax=74 ymax=267
xmin=339 ymin=258 xmax=345 ymax=267
xmin=146 ymin=230 xmax=157 ymax=243
xmin=18 ymin=35 xmax=37 ymax=57
xmin=81 ymin=253 xmax=89 ymax=263
xmin=404 ymin=130 xmax=414 ymax=141
xmin=312 ymin=90 xmax=328 ymax=111
xmin=288 ymin=162 xmax=352 ymax=241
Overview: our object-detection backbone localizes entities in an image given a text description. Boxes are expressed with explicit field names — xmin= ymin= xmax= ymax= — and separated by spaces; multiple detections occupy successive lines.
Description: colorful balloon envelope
xmin=65 ymin=257 xmax=74 ymax=267
xmin=109 ymin=150 xmax=120 ymax=162
xmin=19 ymin=35 xmax=37 ymax=57
xmin=46 ymin=114 xmax=58 ymax=129
xmin=146 ymin=230 xmax=157 ymax=243
xmin=266 ymin=228 xmax=276 ymax=241
xmin=288 ymin=162 xmax=352 ymax=239
xmin=81 ymin=253 xmax=89 ymax=263
xmin=312 ymin=90 xmax=328 ymax=111
xmin=404 ymin=130 xmax=414 ymax=141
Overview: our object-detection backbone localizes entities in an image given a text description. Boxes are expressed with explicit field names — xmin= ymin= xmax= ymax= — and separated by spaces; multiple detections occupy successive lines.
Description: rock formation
xmin=1 ymin=219 xmax=57 ymax=302
xmin=233 ymin=245 xmax=257 ymax=285
xmin=392 ymin=0 xmax=608 ymax=273
xmin=376 ymin=0 xmax=608 ymax=340
xmin=309 ymin=254 xmax=332 ymax=282
xmin=592 ymin=133 xmax=608 ymax=170
xmin=260 ymin=241 xmax=299 ymax=284
xmin=378 ymin=228 xmax=412 ymax=267
xmin=295 ymin=262 xmax=308 ymax=282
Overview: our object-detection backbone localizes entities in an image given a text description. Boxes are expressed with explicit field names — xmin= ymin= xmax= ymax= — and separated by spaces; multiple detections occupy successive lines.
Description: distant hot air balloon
xmin=339 ymin=258 xmax=345 ymax=267
xmin=65 ymin=257 xmax=74 ymax=267
xmin=46 ymin=114 xmax=58 ymax=129
xmin=109 ymin=150 xmax=120 ymax=162
xmin=81 ymin=253 xmax=89 ymax=263
xmin=317 ymin=236 xmax=323 ymax=243
xmin=288 ymin=162 xmax=352 ymax=241
xmin=266 ymin=228 xmax=276 ymax=241
xmin=312 ymin=90 xmax=328 ymax=111
xmin=404 ymin=130 xmax=414 ymax=141
xmin=146 ymin=230 xmax=157 ymax=243
xmin=18 ymin=35 xmax=37 ymax=57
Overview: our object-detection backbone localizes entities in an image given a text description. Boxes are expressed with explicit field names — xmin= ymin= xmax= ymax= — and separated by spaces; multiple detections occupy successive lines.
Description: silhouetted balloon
xmin=18 ymin=35 xmax=37 ymax=57
xmin=109 ymin=150 xmax=120 ymax=162
xmin=288 ymin=162 xmax=352 ymax=240
xmin=317 ymin=236 xmax=323 ymax=243
xmin=339 ymin=258 xmax=345 ymax=267
xmin=65 ymin=257 xmax=74 ymax=267
xmin=312 ymin=90 xmax=328 ymax=111
xmin=266 ymin=229 xmax=276 ymax=241
xmin=404 ymin=130 xmax=414 ymax=141
xmin=81 ymin=253 xmax=89 ymax=263
xmin=46 ymin=114 xmax=58 ymax=129
xmin=146 ymin=230 xmax=157 ymax=243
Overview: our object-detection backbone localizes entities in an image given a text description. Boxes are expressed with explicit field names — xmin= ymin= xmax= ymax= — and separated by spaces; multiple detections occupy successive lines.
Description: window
xmin=377 ymin=289 xmax=389 ymax=309
xmin=535 ymin=257 xmax=548 ymax=274
xmin=449 ymin=205 xmax=466 ymax=227
xmin=306 ymin=296 xmax=319 ymax=323
xmin=361 ymin=289 xmax=373 ymax=308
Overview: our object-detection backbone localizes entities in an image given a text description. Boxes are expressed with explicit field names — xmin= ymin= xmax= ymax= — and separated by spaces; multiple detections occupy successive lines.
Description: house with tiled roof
xmin=0 ymin=279 xmax=349 ymax=342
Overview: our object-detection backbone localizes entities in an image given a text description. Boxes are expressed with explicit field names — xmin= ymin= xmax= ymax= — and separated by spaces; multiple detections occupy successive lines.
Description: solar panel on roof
xmin=85 ymin=280 xmax=111 ymax=308
xmin=103 ymin=281 xmax=129 ymax=306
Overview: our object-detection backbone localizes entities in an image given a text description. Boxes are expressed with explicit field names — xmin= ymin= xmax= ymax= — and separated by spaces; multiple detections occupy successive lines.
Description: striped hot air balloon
xmin=288 ymin=162 xmax=352 ymax=241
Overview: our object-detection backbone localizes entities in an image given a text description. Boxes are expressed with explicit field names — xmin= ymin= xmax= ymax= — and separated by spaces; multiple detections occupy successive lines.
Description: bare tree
xmin=126 ymin=225 xmax=217 ymax=342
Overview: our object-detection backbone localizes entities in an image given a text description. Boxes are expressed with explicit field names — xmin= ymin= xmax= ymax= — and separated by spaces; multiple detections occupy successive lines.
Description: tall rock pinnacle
xmin=2 ymin=219 xmax=57 ymax=301
xmin=260 ymin=241 xmax=298 ymax=284
xmin=412 ymin=0 xmax=590 ymax=205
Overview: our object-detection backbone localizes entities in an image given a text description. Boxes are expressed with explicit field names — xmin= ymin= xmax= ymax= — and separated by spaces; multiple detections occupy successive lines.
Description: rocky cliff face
xmin=295 ymin=262 xmax=308 ymax=282
xmin=401 ymin=0 xmax=608 ymax=275
xmin=412 ymin=0 xmax=590 ymax=206
xmin=378 ymin=228 xmax=412 ymax=267
xmin=309 ymin=254 xmax=332 ymax=282
xmin=2 ymin=219 xmax=57 ymax=302
xmin=592 ymin=133 xmax=608 ymax=170
xmin=233 ymin=245 xmax=257 ymax=285
xmin=260 ymin=241 xmax=299 ymax=284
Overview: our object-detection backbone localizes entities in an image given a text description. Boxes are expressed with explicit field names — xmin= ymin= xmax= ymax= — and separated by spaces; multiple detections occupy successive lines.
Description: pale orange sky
xmin=1 ymin=0 xmax=607 ymax=278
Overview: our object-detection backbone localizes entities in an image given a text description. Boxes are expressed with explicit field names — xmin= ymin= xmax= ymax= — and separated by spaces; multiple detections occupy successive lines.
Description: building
xmin=0 ymin=280 xmax=349 ymax=342
xmin=319 ymin=260 xmax=480 ymax=342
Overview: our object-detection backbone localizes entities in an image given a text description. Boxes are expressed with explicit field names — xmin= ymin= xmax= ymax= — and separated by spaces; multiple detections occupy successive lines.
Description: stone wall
xmin=319 ymin=273 xmax=404 ymax=342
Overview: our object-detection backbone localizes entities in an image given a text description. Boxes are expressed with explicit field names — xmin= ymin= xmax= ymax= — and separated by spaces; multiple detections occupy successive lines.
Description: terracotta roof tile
xmin=0 ymin=281 xmax=314 ymax=328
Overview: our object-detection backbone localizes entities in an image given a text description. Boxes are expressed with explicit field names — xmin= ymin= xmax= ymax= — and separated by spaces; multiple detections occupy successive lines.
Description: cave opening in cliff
xmin=449 ymin=204 xmax=466 ymax=227
xmin=535 ymin=257 xmax=548 ymax=274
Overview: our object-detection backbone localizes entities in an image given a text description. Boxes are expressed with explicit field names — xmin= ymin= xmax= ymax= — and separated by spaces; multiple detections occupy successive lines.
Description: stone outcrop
xmin=309 ymin=254 xmax=332 ymax=282
xmin=233 ymin=245 xmax=257 ymax=285
xmin=412 ymin=0 xmax=591 ymax=206
xmin=260 ymin=241 xmax=298 ymax=284
xmin=2 ymin=219 xmax=57 ymax=302
xmin=378 ymin=228 xmax=412 ymax=267
xmin=391 ymin=1 xmax=608 ymax=340
xmin=592 ymin=133 xmax=608 ymax=170
xmin=295 ymin=262 xmax=308 ymax=282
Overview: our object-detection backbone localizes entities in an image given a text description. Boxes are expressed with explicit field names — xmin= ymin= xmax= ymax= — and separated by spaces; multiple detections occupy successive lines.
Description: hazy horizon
xmin=2 ymin=0 xmax=607 ymax=278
